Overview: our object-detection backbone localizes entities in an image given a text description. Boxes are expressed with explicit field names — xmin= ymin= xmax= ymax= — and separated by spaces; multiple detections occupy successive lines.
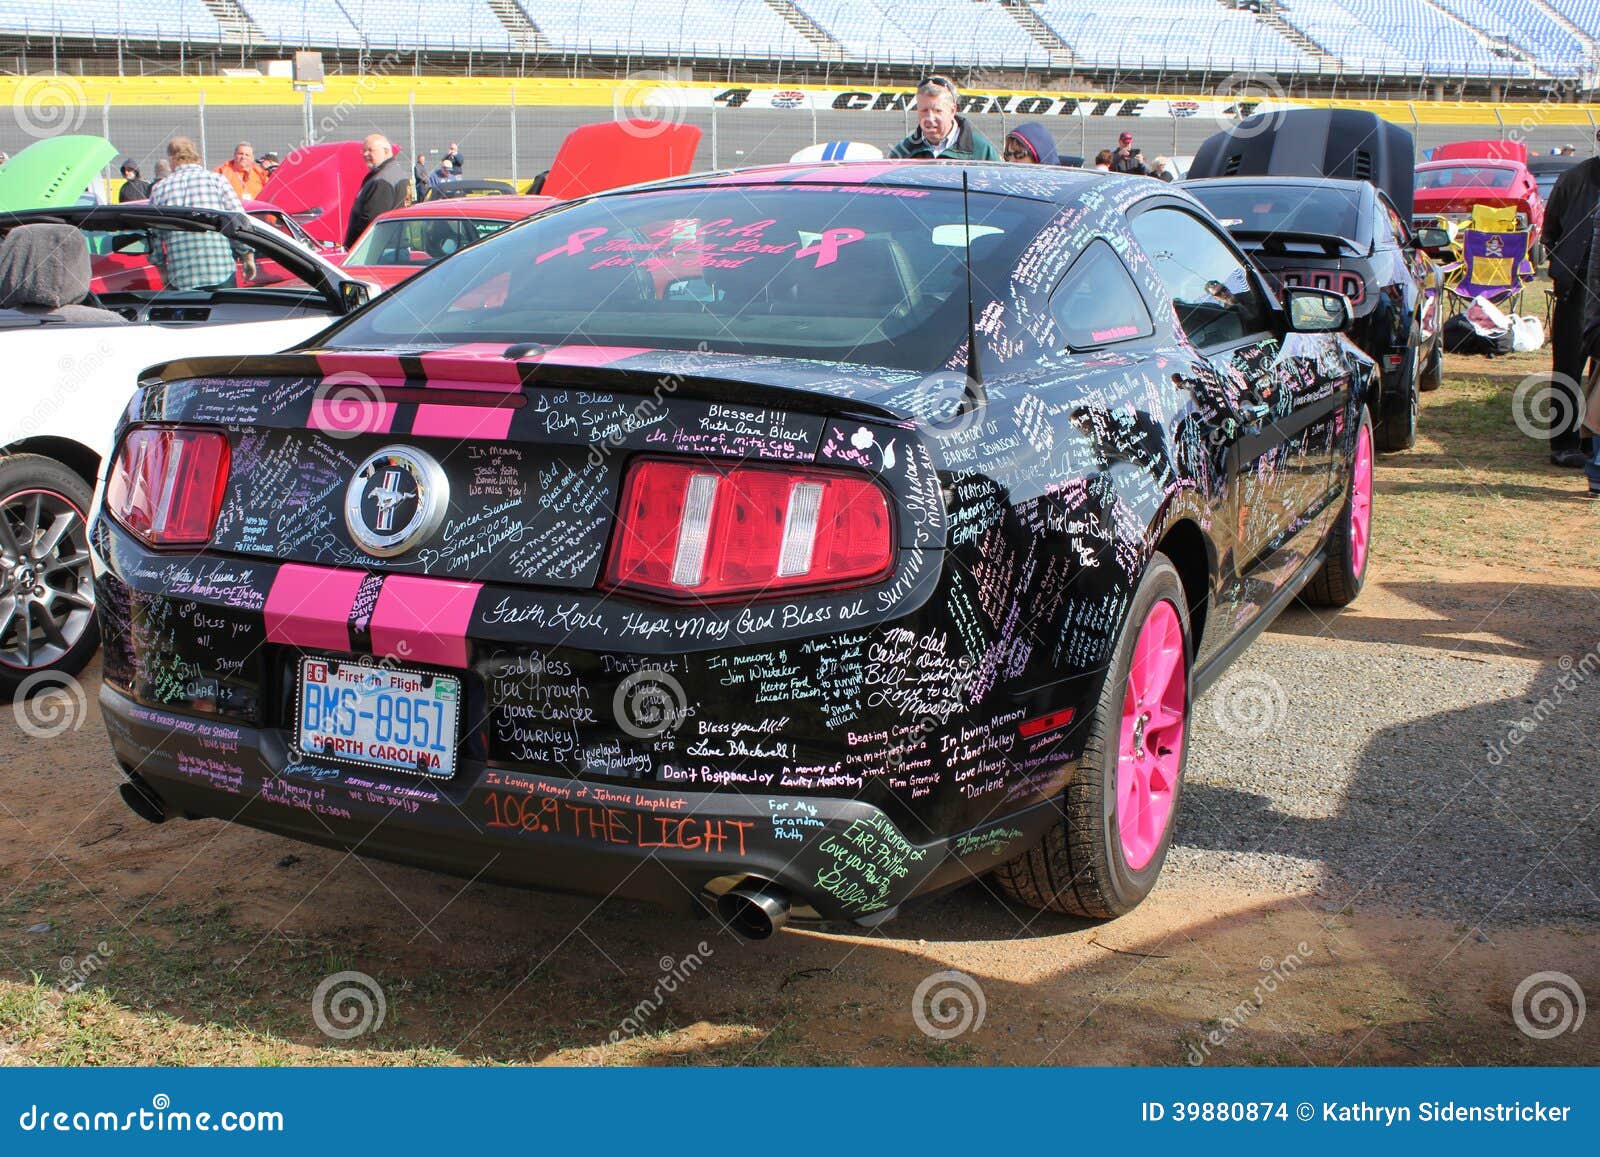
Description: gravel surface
xmin=1173 ymin=632 xmax=1600 ymax=926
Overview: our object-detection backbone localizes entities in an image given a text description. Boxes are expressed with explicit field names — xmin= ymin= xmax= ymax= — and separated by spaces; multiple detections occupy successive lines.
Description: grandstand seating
xmin=1433 ymin=0 xmax=1585 ymax=75
xmin=5 ymin=0 xmax=221 ymax=40
xmin=0 ymin=0 xmax=1593 ymax=78
xmin=514 ymin=0 xmax=814 ymax=60
xmin=1277 ymin=0 xmax=1527 ymax=75
xmin=1550 ymin=0 xmax=1600 ymax=42
xmin=796 ymin=0 xmax=1047 ymax=67
xmin=351 ymin=1 xmax=514 ymax=52
xmin=1035 ymin=0 xmax=1312 ymax=71
xmin=235 ymin=0 xmax=360 ymax=49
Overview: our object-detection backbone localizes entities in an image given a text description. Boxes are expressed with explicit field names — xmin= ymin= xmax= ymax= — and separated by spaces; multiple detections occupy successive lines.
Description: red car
xmin=1414 ymin=140 xmax=1544 ymax=257
xmin=90 ymin=199 xmax=347 ymax=293
xmin=340 ymin=196 xmax=557 ymax=289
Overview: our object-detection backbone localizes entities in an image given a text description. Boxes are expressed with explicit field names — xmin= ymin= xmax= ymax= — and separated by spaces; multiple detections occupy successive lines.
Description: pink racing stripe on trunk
xmin=310 ymin=351 xmax=404 ymax=435
xmin=419 ymin=344 xmax=524 ymax=391
xmin=309 ymin=396 xmax=397 ymax=435
xmin=539 ymin=345 xmax=651 ymax=367
xmin=369 ymin=575 xmax=481 ymax=668
xmin=410 ymin=404 xmax=514 ymax=440
xmin=263 ymin=564 xmax=367 ymax=653
xmin=313 ymin=352 xmax=406 ymax=378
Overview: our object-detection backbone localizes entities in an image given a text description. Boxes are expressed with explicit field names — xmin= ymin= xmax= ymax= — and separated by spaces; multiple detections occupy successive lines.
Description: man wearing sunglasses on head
xmin=889 ymin=76 xmax=1000 ymax=161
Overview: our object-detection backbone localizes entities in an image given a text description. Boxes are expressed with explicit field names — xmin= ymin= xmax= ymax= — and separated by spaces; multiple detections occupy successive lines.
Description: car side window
xmin=1049 ymin=239 xmax=1154 ymax=349
xmin=1130 ymin=207 xmax=1269 ymax=350
xmin=1380 ymin=198 xmax=1407 ymax=248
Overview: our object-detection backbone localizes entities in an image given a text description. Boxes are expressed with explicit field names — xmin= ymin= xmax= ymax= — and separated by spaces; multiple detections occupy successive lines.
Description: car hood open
xmin=0 ymin=134 xmax=118 ymax=211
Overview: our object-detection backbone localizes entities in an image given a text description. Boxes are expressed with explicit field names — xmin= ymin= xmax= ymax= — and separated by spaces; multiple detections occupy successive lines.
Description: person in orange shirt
xmin=214 ymin=141 xmax=268 ymax=200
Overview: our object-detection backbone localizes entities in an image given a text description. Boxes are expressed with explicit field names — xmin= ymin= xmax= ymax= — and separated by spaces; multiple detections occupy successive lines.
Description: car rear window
xmin=1189 ymin=184 xmax=1362 ymax=240
xmin=1416 ymin=165 xmax=1517 ymax=190
xmin=325 ymin=185 xmax=1056 ymax=372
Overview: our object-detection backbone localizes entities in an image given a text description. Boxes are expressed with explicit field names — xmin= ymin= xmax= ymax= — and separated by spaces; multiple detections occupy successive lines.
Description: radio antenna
xmin=961 ymin=170 xmax=984 ymax=387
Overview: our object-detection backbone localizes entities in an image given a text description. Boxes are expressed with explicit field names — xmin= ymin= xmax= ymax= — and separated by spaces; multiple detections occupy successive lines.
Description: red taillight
xmin=605 ymin=460 xmax=893 ymax=600
xmin=106 ymin=427 xmax=231 ymax=547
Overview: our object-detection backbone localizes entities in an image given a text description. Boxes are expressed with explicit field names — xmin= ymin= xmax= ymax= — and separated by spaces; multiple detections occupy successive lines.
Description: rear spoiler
xmin=1229 ymin=229 xmax=1366 ymax=258
xmin=136 ymin=350 xmax=910 ymax=425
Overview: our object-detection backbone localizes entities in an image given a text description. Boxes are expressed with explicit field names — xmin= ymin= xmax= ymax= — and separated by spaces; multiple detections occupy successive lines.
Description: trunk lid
xmin=137 ymin=345 xmax=927 ymax=590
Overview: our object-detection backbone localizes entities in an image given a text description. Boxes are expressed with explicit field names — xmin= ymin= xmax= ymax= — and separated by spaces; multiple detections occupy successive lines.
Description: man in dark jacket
xmin=345 ymin=134 xmax=408 ymax=249
xmin=117 ymin=160 xmax=151 ymax=202
xmin=888 ymin=76 xmax=999 ymax=161
xmin=1541 ymin=136 xmax=1600 ymax=465
xmin=1109 ymin=131 xmax=1148 ymax=175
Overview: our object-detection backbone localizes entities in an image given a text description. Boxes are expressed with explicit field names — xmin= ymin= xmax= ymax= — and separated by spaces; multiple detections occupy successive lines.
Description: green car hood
xmin=0 ymin=135 xmax=118 ymax=210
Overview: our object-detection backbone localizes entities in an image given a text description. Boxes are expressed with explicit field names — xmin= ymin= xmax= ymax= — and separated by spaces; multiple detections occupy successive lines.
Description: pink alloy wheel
xmin=1349 ymin=420 xmax=1373 ymax=578
xmin=1116 ymin=598 xmax=1186 ymax=871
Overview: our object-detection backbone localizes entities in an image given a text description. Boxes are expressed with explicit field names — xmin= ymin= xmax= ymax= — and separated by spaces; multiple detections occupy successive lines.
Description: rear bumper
xmin=100 ymin=684 xmax=1050 ymax=924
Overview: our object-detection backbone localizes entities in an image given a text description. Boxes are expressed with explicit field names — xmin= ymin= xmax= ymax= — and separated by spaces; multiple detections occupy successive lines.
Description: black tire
xmin=1374 ymin=347 xmax=1418 ymax=452
xmin=995 ymin=554 xmax=1191 ymax=919
xmin=1419 ymin=334 xmax=1443 ymax=393
xmin=0 ymin=454 xmax=100 ymax=699
xmin=1301 ymin=407 xmax=1374 ymax=608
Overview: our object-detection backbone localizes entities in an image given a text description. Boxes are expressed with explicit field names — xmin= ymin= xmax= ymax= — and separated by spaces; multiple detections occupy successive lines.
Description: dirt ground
xmin=1 ymin=354 xmax=1596 ymax=1066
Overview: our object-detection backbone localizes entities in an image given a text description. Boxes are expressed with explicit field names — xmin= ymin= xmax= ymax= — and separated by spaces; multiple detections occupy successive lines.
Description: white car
xmin=0 ymin=204 xmax=369 ymax=692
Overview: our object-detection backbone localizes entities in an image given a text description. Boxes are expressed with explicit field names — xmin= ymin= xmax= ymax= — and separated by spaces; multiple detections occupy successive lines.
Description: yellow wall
xmin=3 ymin=75 xmax=1596 ymax=125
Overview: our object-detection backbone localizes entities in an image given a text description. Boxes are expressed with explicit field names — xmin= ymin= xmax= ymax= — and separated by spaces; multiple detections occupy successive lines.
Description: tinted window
xmin=1050 ymin=240 xmax=1152 ymax=349
xmin=1189 ymin=183 xmax=1361 ymax=241
xmin=1129 ymin=207 xmax=1267 ymax=348
xmin=326 ymin=187 xmax=1055 ymax=372
xmin=348 ymin=217 xmax=510 ymax=266
xmin=1416 ymin=165 xmax=1517 ymax=190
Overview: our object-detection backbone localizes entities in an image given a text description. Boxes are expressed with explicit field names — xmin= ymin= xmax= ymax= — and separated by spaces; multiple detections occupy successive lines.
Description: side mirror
xmin=1414 ymin=226 xmax=1450 ymax=250
xmin=339 ymin=280 xmax=371 ymax=313
xmin=1283 ymin=286 xmax=1350 ymax=333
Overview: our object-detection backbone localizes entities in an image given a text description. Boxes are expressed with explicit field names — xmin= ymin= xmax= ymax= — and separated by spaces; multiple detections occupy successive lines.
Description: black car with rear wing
xmin=1188 ymin=176 xmax=1446 ymax=453
xmin=91 ymin=162 xmax=1377 ymax=937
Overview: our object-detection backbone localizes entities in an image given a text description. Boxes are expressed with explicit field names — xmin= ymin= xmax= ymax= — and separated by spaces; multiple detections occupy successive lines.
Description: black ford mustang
xmin=1187 ymin=176 xmax=1446 ymax=453
xmin=92 ymin=162 xmax=1376 ymax=937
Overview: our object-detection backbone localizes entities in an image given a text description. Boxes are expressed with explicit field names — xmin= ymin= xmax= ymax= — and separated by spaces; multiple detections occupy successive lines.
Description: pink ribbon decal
xmin=794 ymin=227 xmax=865 ymax=269
xmin=536 ymin=227 xmax=608 ymax=264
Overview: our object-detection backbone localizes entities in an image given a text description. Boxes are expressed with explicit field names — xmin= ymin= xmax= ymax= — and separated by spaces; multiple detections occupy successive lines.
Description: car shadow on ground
xmin=1269 ymin=581 xmax=1597 ymax=663
xmin=1177 ymin=652 xmax=1599 ymax=928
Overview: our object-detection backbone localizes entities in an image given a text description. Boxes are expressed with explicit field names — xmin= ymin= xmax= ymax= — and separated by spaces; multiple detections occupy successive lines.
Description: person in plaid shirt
xmin=148 ymin=137 xmax=256 ymax=290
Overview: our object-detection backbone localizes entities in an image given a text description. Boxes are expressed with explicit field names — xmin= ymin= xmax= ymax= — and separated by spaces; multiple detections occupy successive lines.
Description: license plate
xmin=295 ymin=657 xmax=461 ymax=779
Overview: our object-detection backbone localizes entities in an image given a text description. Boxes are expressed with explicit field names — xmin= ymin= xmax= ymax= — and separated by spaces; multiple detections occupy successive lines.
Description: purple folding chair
xmin=1440 ymin=227 xmax=1535 ymax=315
